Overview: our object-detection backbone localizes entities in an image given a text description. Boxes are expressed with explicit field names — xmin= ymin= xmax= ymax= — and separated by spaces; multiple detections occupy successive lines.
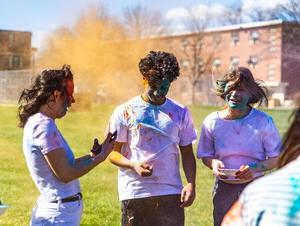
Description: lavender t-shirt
xmin=109 ymin=96 xmax=197 ymax=200
xmin=23 ymin=113 xmax=80 ymax=202
xmin=197 ymin=108 xmax=281 ymax=171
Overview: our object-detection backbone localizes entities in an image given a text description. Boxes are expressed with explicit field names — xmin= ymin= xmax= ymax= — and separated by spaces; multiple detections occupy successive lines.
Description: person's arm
xmin=221 ymin=200 xmax=244 ymax=226
xmin=179 ymin=144 xmax=196 ymax=207
xmin=44 ymin=133 xmax=114 ymax=183
xmin=108 ymin=142 xmax=153 ymax=176
xmin=235 ymin=156 xmax=279 ymax=180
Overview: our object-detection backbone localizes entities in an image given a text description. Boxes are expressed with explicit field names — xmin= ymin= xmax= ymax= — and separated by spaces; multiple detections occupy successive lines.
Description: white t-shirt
xmin=109 ymin=96 xmax=197 ymax=200
xmin=197 ymin=108 xmax=281 ymax=180
xmin=23 ymin=112 xmax=80 ymax=202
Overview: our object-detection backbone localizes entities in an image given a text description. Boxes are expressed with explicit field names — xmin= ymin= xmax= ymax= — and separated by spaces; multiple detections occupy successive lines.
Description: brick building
xmin=162 ymin=20 xmax=300 ymax=106
xmin=0 ymin=29 xmax=32 ymax=70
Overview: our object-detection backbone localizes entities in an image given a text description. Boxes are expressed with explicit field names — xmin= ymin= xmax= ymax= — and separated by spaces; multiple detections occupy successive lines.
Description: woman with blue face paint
xmin=197 ymin=67 xmax=282 ymax=226
xmin=222 ymin=96 xmax=300 ymax=226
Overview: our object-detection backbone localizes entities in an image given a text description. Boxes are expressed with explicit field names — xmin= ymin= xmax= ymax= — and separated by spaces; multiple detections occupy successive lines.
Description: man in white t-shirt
xmin=108 ymin=51 xmax=197 ymax=226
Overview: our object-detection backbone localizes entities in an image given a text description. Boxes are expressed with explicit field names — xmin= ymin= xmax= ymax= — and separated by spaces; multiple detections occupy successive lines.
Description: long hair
xmin=277 ymin=97 xmax=300 ymax=168
xmin=18 ymin=65 xmax=73 ymax=128
xmin=215 ymin=67 xmax=268 ymax=107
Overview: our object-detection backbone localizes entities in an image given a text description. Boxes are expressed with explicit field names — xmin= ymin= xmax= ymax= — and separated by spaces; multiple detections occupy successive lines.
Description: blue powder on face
xmin=288 ymin=176 xmax=300 ymax=218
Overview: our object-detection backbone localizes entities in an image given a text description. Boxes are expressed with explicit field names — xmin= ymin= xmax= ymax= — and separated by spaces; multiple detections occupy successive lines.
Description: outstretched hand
xmin=90 ymin=132 xmax=116 ymax=159
xmin=90 ymin=138 xmax=102 ymax=156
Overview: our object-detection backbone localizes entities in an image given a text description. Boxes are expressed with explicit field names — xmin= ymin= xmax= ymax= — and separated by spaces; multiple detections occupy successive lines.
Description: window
xmin=180 ymin=79 xmax=189 ymax=93
xmin=270 ymin=46 xmax=277 ymax=52
xmin=247 ymin=55 xmax=259 ymax=68
xmin=195 ymin=80 xmax=203 ymax=93
xmin=231 ymin=32 xmax=239 ymax=46
xmin=213 ymin=59 xmax=221 ymax=68
xmin=249 ymin=30 xmax=259 ymax=44
xmin=267 ymin=64 xmax=276 ymax=81
xmin=213 ymin=34 xmax=221 ymax=46
xmin=269 ymin=34 xmax=276 ymax=52
xmin=198 ymin=59 xmax=204 ymax=67
xmin=196 ymin=42 xmax=203 ymax=50
xmin=197 ymin=59 xmax=205 ymax=73
xmin=8 ymin=34 xmax=14 ymax=47
xmin=180 ymin=60 xmax=190 ymax=70
xmin=181 ymin=39 xmax=189 ymax=50
xmin=230 ymin=56 xmax=239 ymax=67
xmin=9 ymin=55 xmax=23 ymax=69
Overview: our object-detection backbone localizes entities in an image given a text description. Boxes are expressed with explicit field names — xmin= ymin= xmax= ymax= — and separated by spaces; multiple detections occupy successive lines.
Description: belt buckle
xmin=77 ymin=192 xmax=82 ymax=200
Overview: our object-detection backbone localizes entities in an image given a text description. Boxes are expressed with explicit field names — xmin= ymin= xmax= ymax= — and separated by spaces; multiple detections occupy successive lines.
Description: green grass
xmin=0 ymin=104 xmax=292 ymax=226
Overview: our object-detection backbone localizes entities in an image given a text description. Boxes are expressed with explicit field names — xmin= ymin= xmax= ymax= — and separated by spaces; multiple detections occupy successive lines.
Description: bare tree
xmin=277 ymin=0 xmax=300 ymax=23
xmin=222 ymin=4 xmax=244 ymax=25
xmin=248 ymin=8 xmax=280 ymax=22
xmin=172 ymin=12 xmax=214 ymax=104
xmin=222 ymin=2 xmax=280 ymax=25
xmin=122 ymin=4 xmax=168 ymax=39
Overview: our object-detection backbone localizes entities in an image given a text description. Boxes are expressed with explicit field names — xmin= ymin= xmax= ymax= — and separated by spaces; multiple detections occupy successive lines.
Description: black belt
xmin=50 ymin=192 xmax=82 ymax=203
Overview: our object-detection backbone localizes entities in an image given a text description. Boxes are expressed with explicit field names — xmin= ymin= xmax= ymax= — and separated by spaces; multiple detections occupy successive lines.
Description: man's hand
xmin=180 ymin=183 xmax=195 ymax=207
xmin=132 ymin=162 xmax=153 ymax=177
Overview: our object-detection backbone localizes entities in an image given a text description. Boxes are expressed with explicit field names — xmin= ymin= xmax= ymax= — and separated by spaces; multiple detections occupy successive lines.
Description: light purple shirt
xmin=109 ymin=96 xmax=197 ymax=200
xmin=23 ymin=113 xmax=80 ymax=201
xmin=197 ymin=108 xmax=281 ymax=170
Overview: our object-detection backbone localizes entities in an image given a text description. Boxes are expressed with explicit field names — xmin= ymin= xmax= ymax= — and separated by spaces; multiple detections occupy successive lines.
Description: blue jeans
xmin=213 ymin=180 xmax=250 ymax=226
xmin=121 ymin=194 xmax=184 ymax=226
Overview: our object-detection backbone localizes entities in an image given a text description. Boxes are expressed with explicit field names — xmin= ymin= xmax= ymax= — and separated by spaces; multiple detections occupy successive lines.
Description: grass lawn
xmin=0 ymin=104 xmax=292 ymax=226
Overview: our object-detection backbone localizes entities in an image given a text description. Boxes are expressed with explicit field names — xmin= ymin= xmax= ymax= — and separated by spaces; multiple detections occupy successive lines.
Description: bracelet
xmin=249 ymin=162 xmax=266 ymax=171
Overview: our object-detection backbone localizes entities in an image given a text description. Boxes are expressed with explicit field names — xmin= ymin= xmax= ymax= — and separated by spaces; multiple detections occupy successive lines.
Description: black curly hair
xmin=139 ymin=51 xmax=180 ymax=87
xmin=215 ymin=67 xmax=268 ymax=106
xmin=18 ymin=65 xmax=73 ymax=128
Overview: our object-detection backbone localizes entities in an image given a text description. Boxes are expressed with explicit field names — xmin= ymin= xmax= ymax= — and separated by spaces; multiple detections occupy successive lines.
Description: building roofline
xmin=165 ymin=20 xmax=285 ymax=39
xmin=205 ymin=19 xmax=284 ymax=33
xmin=0 ymin=29 xmax=32 ymax=34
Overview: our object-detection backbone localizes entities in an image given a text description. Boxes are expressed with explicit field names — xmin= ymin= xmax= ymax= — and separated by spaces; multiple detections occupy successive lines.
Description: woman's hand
xmin=131 ymin=162 xmax=153 ymax=177
xmin=235 ymin=165 xmax=254 ymax=180
xmin=92 ymin=133 xmax=116 ymax=161
xmin=211 ymin=159 xmax=226 ymax=178
xmin=90 ymin=138 xmax=102 ymax=156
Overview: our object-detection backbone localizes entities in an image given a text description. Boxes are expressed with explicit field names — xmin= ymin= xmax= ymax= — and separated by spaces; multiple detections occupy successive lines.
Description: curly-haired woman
xmin=108 ymin=51 xmax=197 ymax=226
xmin=197 ymin=67 xmax=282 ymax=226
xmin=18 ymin=65 xmax=115 ymax=225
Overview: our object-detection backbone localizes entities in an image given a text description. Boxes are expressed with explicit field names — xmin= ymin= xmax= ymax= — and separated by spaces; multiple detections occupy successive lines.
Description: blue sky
xmin=0 ymin=0 xmax=285 ymax=48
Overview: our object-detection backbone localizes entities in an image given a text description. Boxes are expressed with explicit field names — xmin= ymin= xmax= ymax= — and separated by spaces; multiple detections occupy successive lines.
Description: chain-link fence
xmin=0 ymin=69 xmax=34 ymax=103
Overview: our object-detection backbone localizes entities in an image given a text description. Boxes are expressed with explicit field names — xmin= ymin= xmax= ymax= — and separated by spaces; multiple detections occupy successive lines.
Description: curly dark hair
xmin=18 ymin=65 xmax=73 ymax=128
xmin=215 ymin=67 xmax=268 ymax=106
xmin=139 ymin=51 xmax=180 ymax=86
xmin=278 ymin=96 xmax=300 ymax=168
